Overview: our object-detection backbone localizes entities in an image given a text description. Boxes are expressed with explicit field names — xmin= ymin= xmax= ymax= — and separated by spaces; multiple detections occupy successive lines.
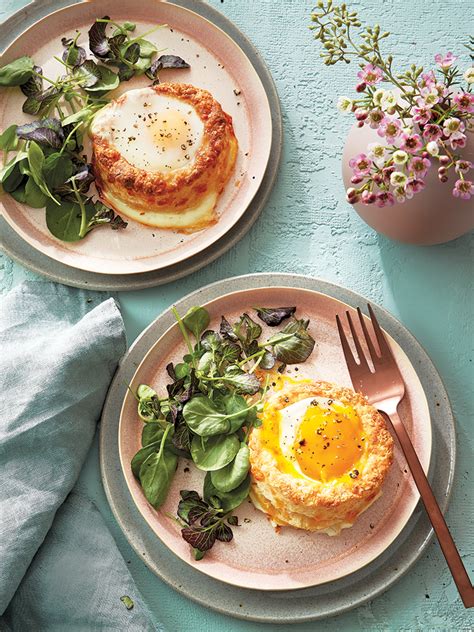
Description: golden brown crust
xmin=249 ymin=380 xmax=394 ymax=533
xmin=90 ymin=83 xmax=238 ymax=229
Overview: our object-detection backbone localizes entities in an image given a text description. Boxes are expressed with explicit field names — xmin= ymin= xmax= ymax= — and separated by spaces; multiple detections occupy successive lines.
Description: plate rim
xmin=0 ymin=0 xmax=273 ymax=275
xmin=117 ymin=284 xmax=433 ymax=591
xmin=100 ymin=273 xmax=456 ymax=622
xmin=0 ymin=0 xmax=282 ymax=290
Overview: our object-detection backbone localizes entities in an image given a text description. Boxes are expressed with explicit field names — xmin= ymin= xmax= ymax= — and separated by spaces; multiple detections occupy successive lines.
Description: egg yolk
xmin=150 ymin=110 xmax=193 ymax=160
xmin=295 ymin=401 xmax=364 ymax=482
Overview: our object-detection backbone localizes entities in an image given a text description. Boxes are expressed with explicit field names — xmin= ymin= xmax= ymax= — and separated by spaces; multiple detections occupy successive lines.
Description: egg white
xmin=91 ymin=88 xmax=204 ymax=172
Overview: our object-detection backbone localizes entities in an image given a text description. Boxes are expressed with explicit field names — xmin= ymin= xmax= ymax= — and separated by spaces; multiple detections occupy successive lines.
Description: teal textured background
xmin=1 ymin=0 xmax=473 ymax=630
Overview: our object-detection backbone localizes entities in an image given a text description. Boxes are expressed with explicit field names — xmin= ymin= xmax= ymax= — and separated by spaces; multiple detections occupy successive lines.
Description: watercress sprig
xmin=131 ymin=304 xmax=316 ymax=559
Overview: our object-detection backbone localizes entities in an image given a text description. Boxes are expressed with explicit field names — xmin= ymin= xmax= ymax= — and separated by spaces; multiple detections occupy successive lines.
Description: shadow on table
xmin=376 ymin=230 xmax=473 ymax=424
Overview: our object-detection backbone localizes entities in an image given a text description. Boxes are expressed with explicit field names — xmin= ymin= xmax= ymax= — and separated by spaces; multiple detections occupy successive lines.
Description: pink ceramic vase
xmin=342 ymin=123 xmax=474 ymax=245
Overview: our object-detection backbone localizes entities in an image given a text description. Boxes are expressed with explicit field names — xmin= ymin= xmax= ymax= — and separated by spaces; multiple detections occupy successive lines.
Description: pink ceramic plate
xmin=0 ymin=0 xmax=272 ymax=275
xmin=119 ymin=287 xmax=432 ymax=591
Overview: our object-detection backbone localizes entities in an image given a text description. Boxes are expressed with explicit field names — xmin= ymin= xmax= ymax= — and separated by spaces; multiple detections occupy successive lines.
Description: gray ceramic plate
xmin=100 ymin=273 xmax=456 ymax=623
xmin=0 ymin=0 xmax=282 ymax=291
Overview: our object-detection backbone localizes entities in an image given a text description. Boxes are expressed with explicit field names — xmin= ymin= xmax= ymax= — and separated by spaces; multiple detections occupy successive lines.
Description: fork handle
xmin=382 ymin=410 xmax=473 ymax=608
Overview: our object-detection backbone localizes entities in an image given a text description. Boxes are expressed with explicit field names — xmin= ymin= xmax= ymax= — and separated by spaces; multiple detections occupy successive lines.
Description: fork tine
xmin=336 ymin=314 xmax=359 ymax=373
xmin=367 ymin=303 xmax=392 ymax=357
xmin=345 ymin=311 xmax=370 ymax=371
xmin=357 ymin=307 xmax=379 ymax=363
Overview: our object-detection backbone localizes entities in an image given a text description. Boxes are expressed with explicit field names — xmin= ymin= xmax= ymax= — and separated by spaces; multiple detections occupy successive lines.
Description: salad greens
xmin=0 ymin=16 xmax=189 ymax=242
xmin=131 ymin=304 xmax=316 ymax=559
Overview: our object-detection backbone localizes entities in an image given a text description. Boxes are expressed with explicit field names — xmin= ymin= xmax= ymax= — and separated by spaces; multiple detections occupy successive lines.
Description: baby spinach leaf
xmin=210 ymin=443 xmax=250 ymax=493
xmin=203 ymin=472 xmax=250 ymax=512
xmin=43 ymin=153 xmax=73 ymax=191
xmin=0 ymin=56 xmax=34 ymax=86
xmin=223 ymin=393 xmax=250 ymax=433
xmin=88 ymin=16 xmax=111 ymax=58
xmin=142 ymin=422 xmax=164 ymax=447
xmin=24 ymin=177 xmax=48 ymax=208
xmin=183 ymin=306 xmax=210 ymax=341
xmin=2 ymin=164 xmax=24 ymax=193
xmin=183 ymin=396 xmax=230 ymax=436
xmin=131 ymin=440 xmax=162 ymax=477
xmin=0 ymin=151 xmax=28 ymax=190
xmin=254 ymin=306 xmax=296 ymax=327
xmin=139 ymin=446 xmax=177 ymax=508
xmin=9 ymin=180 xmax=27 ymax=203
xmin=190 ymin=433 xmax=239 ymax=471
xmin=266 ymin=319 xmax=315 ymax=364
xmin=0 ymin=125 xmax=19 ymax=152
xmin=27 ymin=141 xmax=56 ymax=201
xmin=45 ymin=198 xmax=89 ymax=241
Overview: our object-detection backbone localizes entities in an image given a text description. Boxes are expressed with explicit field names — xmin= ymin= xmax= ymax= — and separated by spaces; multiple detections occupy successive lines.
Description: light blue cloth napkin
xmin=0 ymin=281 xmax=158 ymax=630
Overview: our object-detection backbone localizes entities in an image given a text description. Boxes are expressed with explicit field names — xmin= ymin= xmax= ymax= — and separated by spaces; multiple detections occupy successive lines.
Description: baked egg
xmin=90 ymin=83 xmax=238 ymax=231
xmin=249 ymin=378 xmax=394 ymax=534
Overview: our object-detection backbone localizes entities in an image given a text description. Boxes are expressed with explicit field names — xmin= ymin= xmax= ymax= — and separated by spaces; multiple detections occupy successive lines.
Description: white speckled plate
xmin=118 ymin=284 xmax=431 ymax=591
xmin=0 ymin=0 xmax=272 ymax=275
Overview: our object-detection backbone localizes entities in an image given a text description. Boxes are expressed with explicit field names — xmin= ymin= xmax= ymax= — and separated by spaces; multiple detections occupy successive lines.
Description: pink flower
xmin=455 ymin=160 xmax=472 ymax=174
xmin=422 ymin=124 xmax=443 ymax=141
xmin=416 ymin=87 xmax=440 ymax=109
xmin=367 ymin=109 xmax=385 ymax=129
xmin=349 ymin=153 xmax=372 ymax=177
xmin=400 ymin=133 xmax=423 ymax=153
xmin=434 ymin=52 xmax=458 ymax=69
xmin=376 ymin=191 xmax=395 ymax=207
xmin=393 ymin=186 xmax=407 ymax=204
xmin=453 ymin=92 xmax=474 ymax=114
xmin=419 ymin=71 xmax=436 ymax=89
xmin=382 ymin=165 xmax=396 ymax=183
xmin=357 ymin=64 xmax=383 ymax=85
xmin=377 ymin=118 xmax=401 ymax=142
xmin=452 ymin=179 xmax=474 ymax=200
xmin=405 ymin=178 xmax=425 ymax=195
xmin=408 ymin=156 xmax=431 ymax=178
xmin=449 ymin=132 xmax=467 ymax=149
xmin=412 ymin=107 xmax=432 ymax=125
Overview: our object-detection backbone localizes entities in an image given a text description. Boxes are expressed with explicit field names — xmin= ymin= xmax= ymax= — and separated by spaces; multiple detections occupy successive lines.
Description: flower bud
xmin=354 ymin=108 xmax=369 ymax=120
xmin=355 ymin=82 xmax=367 ymax=92
xmin=439 ymin=155 xmax=450 ymax=166
xmin=346 ymin=187 xmax=358 ymax=199
xmin=438 ymin=166 xmax=446 ymax=176
xmin=351 ymin=175 xmax=364 ymax=184
xmin=357 ymin=120 xmax=364 ymax=127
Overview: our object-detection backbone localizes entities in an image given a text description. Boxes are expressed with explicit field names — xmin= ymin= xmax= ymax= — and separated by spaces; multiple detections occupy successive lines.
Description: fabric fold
xmin=0 ymin=282 xmax=126 ymax=614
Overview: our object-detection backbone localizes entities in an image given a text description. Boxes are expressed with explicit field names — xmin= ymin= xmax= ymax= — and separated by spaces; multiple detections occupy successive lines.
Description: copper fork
xmin=336 ymin=304 xmax=473 ymax=608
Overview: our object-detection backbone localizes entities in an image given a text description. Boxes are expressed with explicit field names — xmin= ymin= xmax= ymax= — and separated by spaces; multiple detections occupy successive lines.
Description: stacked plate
xmin=100 ymin=273 xmax=455 ymax=623
xmin=0 ymin=0 xmax=281 ymax=290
